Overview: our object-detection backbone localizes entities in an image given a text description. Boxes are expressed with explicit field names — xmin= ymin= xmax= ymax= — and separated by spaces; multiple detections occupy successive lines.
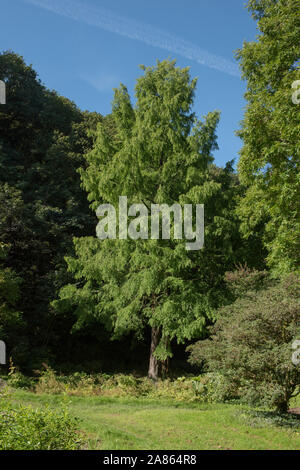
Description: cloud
xmin=24 ymin=0 xmax=240 ymax=77
xmin=81 ymin=73 xmax=119 ymax=93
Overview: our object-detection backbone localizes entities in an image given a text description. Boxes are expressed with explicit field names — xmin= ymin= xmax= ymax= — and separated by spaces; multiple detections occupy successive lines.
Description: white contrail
xmin=24 ymin=0 xmax=240 ymax=77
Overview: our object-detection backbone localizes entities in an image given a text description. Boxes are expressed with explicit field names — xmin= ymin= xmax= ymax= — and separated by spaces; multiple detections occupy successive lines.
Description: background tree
xmin=0 ymin=51 xmax=101 ymax=368
xmin=236 ymin=0 xmax=300 ymax=275
xmin=56 ymin=60 xmax=248 ymax=380
xmin=0 ymin=241 xmax=23 ymax=359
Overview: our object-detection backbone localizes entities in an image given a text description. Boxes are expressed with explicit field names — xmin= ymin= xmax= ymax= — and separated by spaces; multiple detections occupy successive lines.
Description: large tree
xmin=236 ymin=0 xmax=300 ymax=274
xmin=0 ymin=51 xmax=101 ymax=367
xmin=56 ymin=60 xmax=245 ymax=379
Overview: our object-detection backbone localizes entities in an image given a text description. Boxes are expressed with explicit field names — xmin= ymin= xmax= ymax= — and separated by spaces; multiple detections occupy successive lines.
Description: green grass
xmin=10 ymin=390 xmax=300 ymax=450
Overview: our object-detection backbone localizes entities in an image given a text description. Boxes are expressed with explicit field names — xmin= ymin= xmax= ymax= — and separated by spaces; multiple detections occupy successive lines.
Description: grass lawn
xmin=10 ymin=390 xmax=300 ymax=450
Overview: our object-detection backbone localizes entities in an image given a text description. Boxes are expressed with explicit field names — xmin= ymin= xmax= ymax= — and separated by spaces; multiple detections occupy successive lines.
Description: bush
xmin=0 ymin=397 xmax=82 ymax=450
xmin=22 ymin=366 xmax=236 ymax=403
xmin=6 ymin=362 xmax=239 ymax=403
xmin=188 ymin=272 xmax=300 ymax=413
xmin=6 ymin=372 xmax=34 ymax=389
xmin=191 ymin=373 xmax=239 ymax=403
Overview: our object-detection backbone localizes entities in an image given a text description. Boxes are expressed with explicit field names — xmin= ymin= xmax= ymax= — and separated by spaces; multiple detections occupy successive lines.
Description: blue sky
xmin=1 ymin=0 xmax=258 ymax=167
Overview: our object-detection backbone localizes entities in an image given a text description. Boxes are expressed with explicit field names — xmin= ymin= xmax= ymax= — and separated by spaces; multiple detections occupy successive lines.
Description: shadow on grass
xmin=243 ymin=409 xmax=300 ymax=430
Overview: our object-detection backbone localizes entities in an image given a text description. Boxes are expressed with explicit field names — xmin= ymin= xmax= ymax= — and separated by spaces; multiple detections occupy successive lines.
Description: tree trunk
xmin=148 ymin=326 xmax=161 ymax=381
xmin=276 ymin=392 xmax=290 ymax=414
xmin=161 ymin=336 xmax=170 ymax=378
xmin=276 ymin=401 xmax=288 ymax=414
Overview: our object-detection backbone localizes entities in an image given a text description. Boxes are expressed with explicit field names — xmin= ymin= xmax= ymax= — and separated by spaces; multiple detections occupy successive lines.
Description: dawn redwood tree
xmin=236 ymin=0 xmax=300 ymax=274
xmin=56 ymin=60 xmax=243 ymax=379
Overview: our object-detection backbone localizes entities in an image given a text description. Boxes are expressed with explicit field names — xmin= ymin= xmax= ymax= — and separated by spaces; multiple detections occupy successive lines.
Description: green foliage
xmin=9 ymin=365 xmax=237 ymax=404
xmin=0 ymin=242 xmax=23 ymax=349
xmin=236 ymin=0 xmax=300 ymax=274
xmin=0 ymin=389 xmax=82 ymax=449
xmin=5 ymin=360 xmax=35 ymax=389
xmin=191 ymin=373 xmax=239 ymax=403
xmin=224 ymin=264 xmax=269 ymax=298
xmin=56 ymin=59 xmax=245 ymax=373
xmin=0 ymin=51 xmax=102 ymax=367
xmin=188 ymin=271 xmax=300 ymax=412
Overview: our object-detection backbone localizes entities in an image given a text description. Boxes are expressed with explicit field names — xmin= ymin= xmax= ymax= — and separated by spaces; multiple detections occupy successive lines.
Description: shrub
xmin=0 ymin=396 xmax=82 ymax=449
xmin=188 ymin=272 xmax=300 ymax=413
xmin=6 ymin=372 xmax=34 ymax=389
xmin=8 ymin=363 xmax=237 ymax=403
xmin=191 ymin=373 xmax=239 ymax=403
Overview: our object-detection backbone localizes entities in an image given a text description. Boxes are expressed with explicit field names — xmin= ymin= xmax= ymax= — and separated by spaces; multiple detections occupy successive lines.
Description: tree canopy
xmin=236 ymin=0 xmax=300 ymax=274
xmin=56 ymin=60 xmax=248 ymax=379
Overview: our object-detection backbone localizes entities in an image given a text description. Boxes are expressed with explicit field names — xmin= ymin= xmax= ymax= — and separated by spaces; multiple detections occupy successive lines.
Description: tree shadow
xmin=246 ymin=409 xmax=300 ymax=430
